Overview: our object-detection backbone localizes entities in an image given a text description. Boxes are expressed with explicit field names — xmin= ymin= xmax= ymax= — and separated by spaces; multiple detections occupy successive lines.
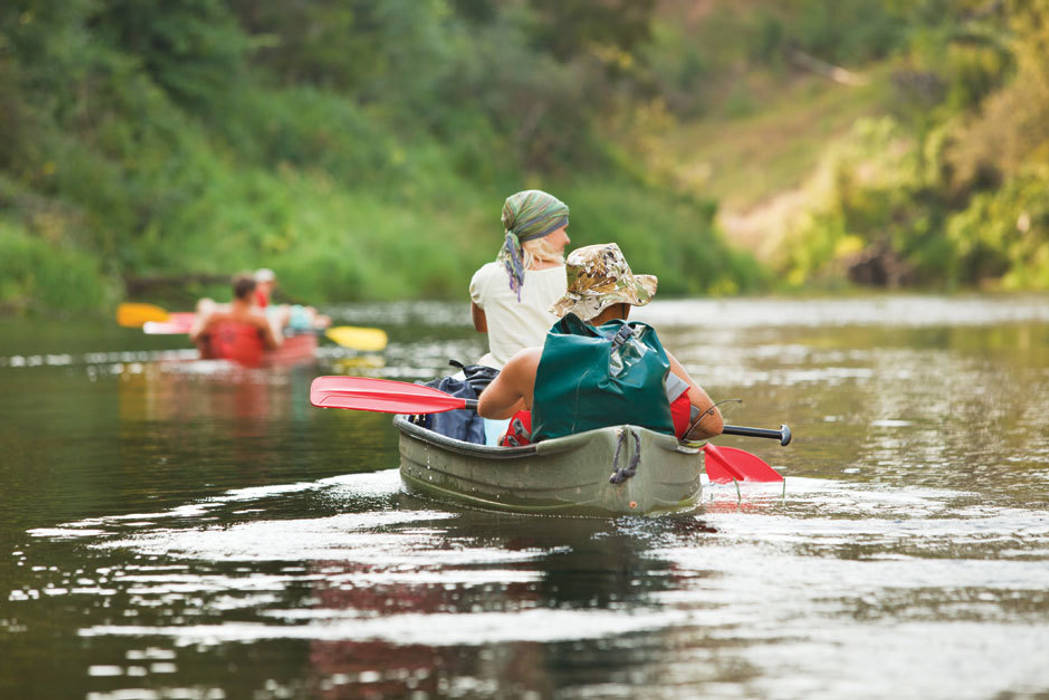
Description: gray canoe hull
xmin=393 ymin=414 xmax=703 ymax=516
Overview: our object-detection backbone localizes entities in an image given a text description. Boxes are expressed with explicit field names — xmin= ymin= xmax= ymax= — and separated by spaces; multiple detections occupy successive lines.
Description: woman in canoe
xmin=470 ymin=189 xmax=572 ymax=365
xmin=477 ymin=243 xmax=724 ymax=445
xmin=190 ymin=274 xmax=282 ymax=365
xmin=469 ymin=189 xmax=571 ymax=442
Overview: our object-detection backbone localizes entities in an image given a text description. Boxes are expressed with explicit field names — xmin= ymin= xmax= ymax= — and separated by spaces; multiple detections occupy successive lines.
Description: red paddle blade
xmin=310 ymin=376 xmax=468 ymax=414
xmin=703 ymin=443 xmax=784 ymax=483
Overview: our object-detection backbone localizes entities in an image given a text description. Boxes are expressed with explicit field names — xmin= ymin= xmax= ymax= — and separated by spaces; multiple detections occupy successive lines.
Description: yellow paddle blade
xmin=116 ymin=302 xmax=169 ymax=328
xmin=325 ymin=326 xmax=388 ymax=352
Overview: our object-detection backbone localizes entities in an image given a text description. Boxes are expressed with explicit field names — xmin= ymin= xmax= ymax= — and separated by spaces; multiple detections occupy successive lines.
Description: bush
xmin=0 ymin=220 xmax=112 ymax=313
xmin=947 ymin=169 xmax=1049 ymax=289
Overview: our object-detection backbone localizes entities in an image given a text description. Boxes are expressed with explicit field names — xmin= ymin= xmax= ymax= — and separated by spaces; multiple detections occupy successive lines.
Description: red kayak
xmin=199 ymin=321 xmax=318 ymax=367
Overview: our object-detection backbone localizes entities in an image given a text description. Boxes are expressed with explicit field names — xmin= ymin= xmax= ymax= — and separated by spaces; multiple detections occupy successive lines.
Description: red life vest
xmin=204 ymin=320 xmax=266 ymax=367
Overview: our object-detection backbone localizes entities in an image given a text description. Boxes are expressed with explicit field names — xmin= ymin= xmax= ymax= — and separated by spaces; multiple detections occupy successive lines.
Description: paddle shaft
xmin=462 ymin=398 xmax=789 ymax=445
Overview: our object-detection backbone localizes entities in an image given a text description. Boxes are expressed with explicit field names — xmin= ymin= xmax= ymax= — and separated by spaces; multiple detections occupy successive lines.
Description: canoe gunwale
xmin=392 ymin=414 xmax=701 ymax=458
xmin=393 ymin=414 xmax=538 ymax=459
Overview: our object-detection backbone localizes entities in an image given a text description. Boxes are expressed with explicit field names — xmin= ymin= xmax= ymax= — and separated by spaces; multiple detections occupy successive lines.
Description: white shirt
xmin=469 ymin=262 xmax=567 ymax=369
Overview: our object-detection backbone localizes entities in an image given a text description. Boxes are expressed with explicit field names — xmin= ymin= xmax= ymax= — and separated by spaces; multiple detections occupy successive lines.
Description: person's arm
xmin=188 ymin=300 xmax=216 ymax=342
xmin=252 ymin=314 xmax=282 ymax=349
xmin=189 ymin=309 xmax=219 ymax=343
xmin=477 ymin=348 xmax=540 ymax=419
xmin=666 ymin=351 xmax=724 ymax=440
xmin=188 ymin=316 xmax=207 ymax=343
xmin=471 ymin=302 xmax=488 ymax=333
xmin=305 ymin=306 xmax=331 ymax=329
xmin=263 ymin=324 xmax=282 ymax=349
xmin=468 ymin=266 xmax=489 ymax=333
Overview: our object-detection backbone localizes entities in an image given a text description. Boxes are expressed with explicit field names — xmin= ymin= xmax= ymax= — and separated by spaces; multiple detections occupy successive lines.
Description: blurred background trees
xmin=1 ymin=0 xmax=1047 ymax=314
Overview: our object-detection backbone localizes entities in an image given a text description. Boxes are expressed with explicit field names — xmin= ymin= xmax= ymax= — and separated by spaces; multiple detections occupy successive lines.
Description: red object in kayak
xmin=200 ymin=321 xmax=317 ymax=367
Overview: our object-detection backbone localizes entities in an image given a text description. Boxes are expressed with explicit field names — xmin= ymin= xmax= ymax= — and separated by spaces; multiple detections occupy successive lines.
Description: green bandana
xmin=497 ymin=190 xmax=569 ymax=299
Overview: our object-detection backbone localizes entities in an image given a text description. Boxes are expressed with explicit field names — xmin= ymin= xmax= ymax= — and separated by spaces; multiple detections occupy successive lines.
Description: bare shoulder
xmin=201 ymin=309 xmax=231 ymax=329
xmin=504 ymin=346 xmax=541 ymax=376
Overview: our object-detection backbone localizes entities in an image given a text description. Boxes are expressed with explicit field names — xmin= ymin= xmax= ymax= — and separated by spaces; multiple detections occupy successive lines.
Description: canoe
xmin=392 ymin=414 xmax=704 ymax=516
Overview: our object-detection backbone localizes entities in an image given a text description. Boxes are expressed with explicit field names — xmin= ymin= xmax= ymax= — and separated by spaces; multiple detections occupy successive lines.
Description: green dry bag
xmin=531 ymin=313 xmax=675 ymax=442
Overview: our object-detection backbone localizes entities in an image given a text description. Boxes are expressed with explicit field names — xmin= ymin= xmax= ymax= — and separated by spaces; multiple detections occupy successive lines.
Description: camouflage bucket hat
xmin=549 ymin=243 xmax=658 ymax=320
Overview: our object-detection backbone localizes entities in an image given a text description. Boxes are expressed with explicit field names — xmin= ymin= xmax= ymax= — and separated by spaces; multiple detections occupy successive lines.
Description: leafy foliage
xmin=4 ymin=0 xmax=1049 ymax=314
xmin=773 ymin=0 xmax=1049 ymax=290
xmin=0 ymin=214 xmax=111 ymax=313
xmin=0 ymin=0 xmax=766 ymax=314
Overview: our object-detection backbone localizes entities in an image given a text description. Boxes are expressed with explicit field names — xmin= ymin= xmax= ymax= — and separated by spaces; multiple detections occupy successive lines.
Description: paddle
xmin=118 ymin=303 xmax=195 ymax=333
xmin=325 ymin=326 xmax=388 ymax=352
xmin=116 ymin=302 xmax=171 ymax=327
xmin=702 ymin=444 xmax=783 ymax=483
xmin=310 ymin=376 xmax=788 ymax=482
xmin=143 ymin=313 xmax=196 ymax=334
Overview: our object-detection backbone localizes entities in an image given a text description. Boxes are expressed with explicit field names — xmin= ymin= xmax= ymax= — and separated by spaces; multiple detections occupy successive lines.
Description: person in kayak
xmin=252 ymin=267 xmax=331 ymax=333
xmin=190 ymin=274 xmax=282 ymax=362
xmin=254 ymin=268 xmax=276 ymax=308
xmin=469 ymin=189 xmax=571 ymax=443
xmin=476 ymin=243 xmax=724 ymax=445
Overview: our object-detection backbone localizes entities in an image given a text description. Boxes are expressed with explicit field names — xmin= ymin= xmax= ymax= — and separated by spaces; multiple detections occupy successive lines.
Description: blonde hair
xmin=521 ymin=235 xmax=565 ymax=270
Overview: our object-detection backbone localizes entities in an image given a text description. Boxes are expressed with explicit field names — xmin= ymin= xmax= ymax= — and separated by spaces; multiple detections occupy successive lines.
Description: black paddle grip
xmin=722 ymin=423 xmax=791 ymax=446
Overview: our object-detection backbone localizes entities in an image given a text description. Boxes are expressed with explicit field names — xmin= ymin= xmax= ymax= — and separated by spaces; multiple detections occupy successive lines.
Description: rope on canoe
xmin=609 ymin=428 xmax=642 ymax=484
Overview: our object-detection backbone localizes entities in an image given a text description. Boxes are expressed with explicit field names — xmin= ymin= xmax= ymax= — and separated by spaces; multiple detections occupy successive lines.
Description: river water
xmin=1 ymin=295 xmax=1048 ymax=699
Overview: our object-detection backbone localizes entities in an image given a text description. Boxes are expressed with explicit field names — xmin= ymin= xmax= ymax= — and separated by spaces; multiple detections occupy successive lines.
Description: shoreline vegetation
xmin=2 ymin=1 xmax=1048 ymax=317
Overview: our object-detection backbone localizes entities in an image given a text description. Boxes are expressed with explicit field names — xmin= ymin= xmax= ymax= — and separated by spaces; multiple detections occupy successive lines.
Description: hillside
xmin=628 ymin=0 xmax=1049 ymax=289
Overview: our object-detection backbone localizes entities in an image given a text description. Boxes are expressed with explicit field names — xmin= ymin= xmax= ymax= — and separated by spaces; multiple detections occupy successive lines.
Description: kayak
xmin=253 ymin=332 xmax=318 ymax=366
xmin=199 ymin=327 xmax=318 ymax=367
xmin=392 ymin=414 xmax=704 ymax=516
